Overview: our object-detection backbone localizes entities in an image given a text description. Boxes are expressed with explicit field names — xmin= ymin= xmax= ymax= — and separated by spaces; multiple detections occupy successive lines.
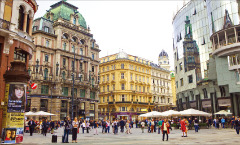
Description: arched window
xmin=44 ymin=68 xmax=48 ymax=80
xmin=80 ymin=39 xmax=85 ymax=45
xmin=18 ymin=6 xmax=24 ymax=30
xmin=62 ymin=34 xmax=68 ymax=39
xmin=62 ymin=71 xmax=66 ymax=80
xmin=72 ymin=37 xmax=77 ymax=42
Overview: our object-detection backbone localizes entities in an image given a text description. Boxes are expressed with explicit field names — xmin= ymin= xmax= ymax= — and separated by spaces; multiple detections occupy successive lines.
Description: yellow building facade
xmin=98 ymin=52 xmax=154 ymax=121
xmin=170 ymin=72 xmax=177 ymax=107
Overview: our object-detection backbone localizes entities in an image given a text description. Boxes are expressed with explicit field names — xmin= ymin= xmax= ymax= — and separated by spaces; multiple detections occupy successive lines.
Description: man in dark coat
xmin=120 ymin=119 xmax=125 ymax=133
xmin=50 ymin=121 xmax=55 ymax=134
xmin=28 ymin=119 xmax=36 ymax=136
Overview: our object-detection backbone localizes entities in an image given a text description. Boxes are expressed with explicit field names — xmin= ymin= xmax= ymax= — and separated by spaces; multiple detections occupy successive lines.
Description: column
xmin=23 ymin=12 xmax=28 ymax=32
xmin=28 ymin=17 xmax=33 ymax=36
xmin=0 ymin=0 xmax=6 ymax=19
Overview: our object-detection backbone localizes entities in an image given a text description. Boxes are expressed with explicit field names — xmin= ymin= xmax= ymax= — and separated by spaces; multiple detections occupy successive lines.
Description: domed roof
xmin=44 ymin=0 xmax=87 ymax=29
xmin=159 ymin=50 xmax=168 ymax=57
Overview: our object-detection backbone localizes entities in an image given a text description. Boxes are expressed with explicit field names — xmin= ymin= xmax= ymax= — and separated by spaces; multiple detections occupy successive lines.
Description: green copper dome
xmin=44 ymin=0 xmax=87 ymax=29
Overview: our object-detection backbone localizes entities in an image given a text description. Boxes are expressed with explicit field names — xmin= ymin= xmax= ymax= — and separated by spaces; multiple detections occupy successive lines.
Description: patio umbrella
xmin=152 ymin=112 xmax=163 ymax=117
xmin=214 ymin=110 xmax=232 ymax=116
xmin=162 ymin=110 xmax=181 ymax=117
xmin=180 ymin=108 xmax=211 ymax=117
xmin=25 ymin=111 xmax=36 ymax=116
xmin=139 ymin=111 xmax=158 ymax=117
xmin=35 ymin=111 xmax=56 ymax=116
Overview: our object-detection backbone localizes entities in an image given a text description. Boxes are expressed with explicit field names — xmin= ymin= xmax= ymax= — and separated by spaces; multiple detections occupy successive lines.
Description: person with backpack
xmin=63 ymin=117 xmax=71 ymax=143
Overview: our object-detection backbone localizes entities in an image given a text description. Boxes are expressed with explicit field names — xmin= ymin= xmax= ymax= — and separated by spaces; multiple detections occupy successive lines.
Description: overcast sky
xmin=35 ymin=0 xmax=186 ymax=70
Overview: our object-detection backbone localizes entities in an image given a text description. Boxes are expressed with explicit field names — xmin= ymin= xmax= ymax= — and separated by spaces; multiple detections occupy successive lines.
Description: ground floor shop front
xmin=26 ymin=95 xmax=99 ymax=121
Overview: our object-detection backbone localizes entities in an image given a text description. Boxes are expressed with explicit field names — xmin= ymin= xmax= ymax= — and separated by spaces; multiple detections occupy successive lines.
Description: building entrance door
xmin=118 ymin=115 xmax=128 ymax=120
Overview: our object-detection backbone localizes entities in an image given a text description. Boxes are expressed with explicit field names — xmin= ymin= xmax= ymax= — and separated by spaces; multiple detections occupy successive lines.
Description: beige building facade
xmin=27 ymin=0 xmax=100 ymax=121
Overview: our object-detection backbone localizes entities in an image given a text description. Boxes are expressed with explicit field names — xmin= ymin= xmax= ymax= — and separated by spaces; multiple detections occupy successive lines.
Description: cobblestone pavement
xmin=23 ymin=127 xmax=240 ymax=145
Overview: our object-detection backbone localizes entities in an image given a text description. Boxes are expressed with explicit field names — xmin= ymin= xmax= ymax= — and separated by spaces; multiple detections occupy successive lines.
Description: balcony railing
xmin=0 ymin=18 xmax=10 ymax=30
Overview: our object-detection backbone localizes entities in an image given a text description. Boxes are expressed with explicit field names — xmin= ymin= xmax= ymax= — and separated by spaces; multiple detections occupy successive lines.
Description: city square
xmin=22 ymin=127 xmax=239 ymax=145
xmin=1 ymin=0 xmax=240 ymax=144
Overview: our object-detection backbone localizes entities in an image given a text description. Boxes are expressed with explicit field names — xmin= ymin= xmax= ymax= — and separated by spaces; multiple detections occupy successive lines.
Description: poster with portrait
xmin=15 ymin=128 xmax=24 ymax=143
xmin=1 ymin=128 xmax=16 ymax=144
xmin=7 ymin=84 xmax=26 ymax=113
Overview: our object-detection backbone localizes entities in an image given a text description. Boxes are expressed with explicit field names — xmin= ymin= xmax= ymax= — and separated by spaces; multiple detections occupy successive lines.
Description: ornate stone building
xmin=151 ymin=50 xmax=174 ymax=111
xmin=98 ymin=51 xmax=154 ymax=121
xmin=0 ymin=0 xmax=38 ymax=133
xmin=27 ymin=0 xmax=100 ymax=120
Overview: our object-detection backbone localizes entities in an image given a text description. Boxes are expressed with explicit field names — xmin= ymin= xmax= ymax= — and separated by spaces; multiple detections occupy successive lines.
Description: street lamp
xmin=50 ymin=82 xmax=56 ymax=120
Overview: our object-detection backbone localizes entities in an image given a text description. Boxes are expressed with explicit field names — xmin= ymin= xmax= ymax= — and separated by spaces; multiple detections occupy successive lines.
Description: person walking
xmin=63 ymin=117 xmax=71 ymax=143
xmin=158 ymin=119 xmax=162 ymax=134
xmin=72 ymin=117 xmax=79 ymax=143
xmin=141 ymin=121 xmax=145 ymax=133
xmin=120 ymin=119 xmax=125 ymax=133
xmin=188 ymin=118 xmax=192 ymax=130
xmin=114 ymin=119 xmax=118 ymax=134
xmin=135 ymin=120 xmax=138 ymax=128
xmin=181 ymin=118 xmax=187 ymax=137
xmin=231 ymin=116 xmax=235 ymax=129
xmin=81 ymin=120 xmax=86 ymax=134
xmin=86 ymin=121 xmax=90 ymax=133
xmin=93 ymin=121 xmax=98 ymax=135
xmin=106 ymin=120 xmax=110 ymax=133
xmin=235 ymin=117 xmax=240 ymax=135
xmin=50 ymin=121 xmax=55 ymax=134
xmin=216 ymin=119 xmax=220 ymax=129
xmin=221 ymin=118 xmax=225 ymax=128
xmin=28 ymin=119 xmax=36 ymax=136
xmin=194 ymin=118 xmax=199 ymax=133
xmin=147 ymin=119 xmax=151 ymax=133
xmin=161 ymin=119 xmax=170 ymax=141
xmin=154 ymin=119 xmax=158 ymax=132
xmin=151 ymin=119 xmax=155 ymax=133
xmin=125 ymin=120 xmax=130 ymax=134
xmin=102 ymin=120 xmax=106 ymax=134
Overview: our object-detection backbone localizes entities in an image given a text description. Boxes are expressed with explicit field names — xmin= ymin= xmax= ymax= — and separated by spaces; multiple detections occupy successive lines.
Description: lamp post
xmin=50 ymin=82 xmax=56 ymax=120
xmin=71 ymin=47 xmax=76 ymax=121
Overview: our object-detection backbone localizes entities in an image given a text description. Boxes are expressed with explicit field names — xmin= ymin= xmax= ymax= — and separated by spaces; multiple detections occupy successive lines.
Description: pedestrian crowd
xmin=24 ymin=115 xmax=240 ymax=143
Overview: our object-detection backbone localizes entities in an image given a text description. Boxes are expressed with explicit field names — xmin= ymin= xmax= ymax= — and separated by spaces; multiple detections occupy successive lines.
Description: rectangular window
xmin=131 ymin=85 xmax=133 ymax=90
xmin=44 ymin=26 xmax=49 ymax=33
xmin=188 ymin=75 xmax=193 ymax=83
xmin=176 ymin=81 xmax=178 ymax=88
xmin=175 ymin=66 xmax=177 ymax=73
xmin=63 ymin=58 xmax=66 ymax=66
xmin=179 ymin=63 xmax=183 ymax=71
xmin=103 ymin=86 xmax=105 ymax=92
xmin=103 ymin=67 xmax=105 ymax=72
xmin=121 ymin=64 xmax=124 ymax=69
xmin=143 ymin=77 xmax=145 ymax=82
xmin=33 ymin=26 xmax=37 ymax=31
xmin=41 ymin=85 xmax=49 ymax=94
xmin=121 ymin=95 xmax=125 ymax=102
xmin=107 ymin=85 xmax=109 ymax=92
xmin=121 ymin=73 xmax=124 ymax=79
xmin=203 ymin=88 xmax=208 ymax=99
xmin=135 ymin=75 xmax=137 ymax=81
xmin=103 ymin=76 xmax=105 ymax=82
xmin=80 ymin=63 xmax=83 ymax=70
xmin=107 ymin=75 xmax=109 ymax=81
xmin=147 ymin=87 xmax=149 ymax=92
xmin=180 ymin=78 xmax=183 ymax=86
xmin=121 ymin=84 xmax=125 ymax=90
xmin=136 ymin=85 xmax=138 ymax=91
xmin=103 ymin=96 xmax=105 ymax=103
xmin=130 ymin=73 xmax=133 ymax=80
xmin=62 ymin=87 xmax=68 ymax=96
xmin=112 ymin=84 xmax=115 ymax=91
xmin=111 ymin=65 xmax=113 ymax=70
xmin=107 ymin=66 xmax=109 ymax=71
xmin=63 ymin=42 xmax=66 ymax=50
xmin=92 ymin=53 xmax=95 ymax=60
xmin=139 ymin=86 xmax=141 ymax=92
xmin=92 ymin=66 xmax=94 ymax=72
xmin=71 ymin=88 xmax=77 ymax=97
xmin=139 ymin=76 xmax=141 ymax=82
xmin=45 ymin=54 xmax=48 ymax=62
xmin=122 ymin=107 xmax=125 ymax=111
xmin=112 ymin=74 xmax=115 ymax=80
xmin=90 ymin=92 xmax=95 ymax=99
xmin=80 ymin=89 xmax=85 ymax=98
xmin=46 ymin=40 xmax=49 ymax=47
xmin=143 ymin=86 xmax=145 ymax=92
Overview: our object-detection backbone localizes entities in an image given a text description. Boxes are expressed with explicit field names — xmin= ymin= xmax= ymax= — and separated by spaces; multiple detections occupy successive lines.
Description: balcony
xmin=211 ymin=24 xmax=240 ymax=57
xmin=138 ymin=102 xmax=148 ymax=105
xmin=0 ymin=18 xmax=10 ymax=30
xmin=115 ymin=101 xmax=132 ymax=104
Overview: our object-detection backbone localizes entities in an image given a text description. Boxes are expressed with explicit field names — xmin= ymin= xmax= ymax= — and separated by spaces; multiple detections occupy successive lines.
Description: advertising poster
xmin=1 ymin=128 xmax=16 ymax=144
xmin=7 ymin=84 xmax=26 ymax=113
xmin=1 ymin=83 xmax=26 ymax=144
xmin=16 ymin=128 xmax=24 ymax=143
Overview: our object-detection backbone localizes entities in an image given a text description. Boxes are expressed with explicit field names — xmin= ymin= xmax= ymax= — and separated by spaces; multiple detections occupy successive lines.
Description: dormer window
xmin=33 ymin=26 xmax=38 ymax=32
xmin=73 ymin=17 xmax=76 ymax=25
xmin=44 ymin=26 xmax=49 ymax=33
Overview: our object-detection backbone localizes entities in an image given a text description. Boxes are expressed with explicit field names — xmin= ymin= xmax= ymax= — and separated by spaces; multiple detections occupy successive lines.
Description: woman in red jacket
xmin=161 ymin=119 xmax=170 ymax=141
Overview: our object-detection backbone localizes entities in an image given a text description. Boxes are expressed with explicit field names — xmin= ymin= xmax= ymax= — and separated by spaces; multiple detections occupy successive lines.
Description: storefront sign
xmin=218 ymin=99 xmax=231 ymax=107
xmin=140 ymin=109 xmax=147 ymax=112
xmin=1 ymin=83 xmax=26 ymax=144
xmin=90 ymin=113 xmax=95 ymax=117
xmin=202 ymin=100 xmax=211 ymax=108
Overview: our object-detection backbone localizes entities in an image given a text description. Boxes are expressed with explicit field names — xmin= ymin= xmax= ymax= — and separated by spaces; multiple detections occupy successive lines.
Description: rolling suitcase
xmin=52 ymin=135 xmax=57 ymax=143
